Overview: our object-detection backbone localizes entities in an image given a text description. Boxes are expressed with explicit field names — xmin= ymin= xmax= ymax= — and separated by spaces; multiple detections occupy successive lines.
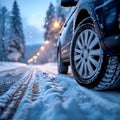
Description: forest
xmin=0 ymin=0 xmax=70 ymax=64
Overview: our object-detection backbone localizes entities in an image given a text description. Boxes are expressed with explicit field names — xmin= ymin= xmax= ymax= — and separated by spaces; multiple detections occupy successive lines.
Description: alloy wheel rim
xmin=74 ymin=29 xmax=103 ymax=79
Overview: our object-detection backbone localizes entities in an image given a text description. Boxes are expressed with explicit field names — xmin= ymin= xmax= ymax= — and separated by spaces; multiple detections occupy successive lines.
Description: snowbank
xmin=0 ymin=62 xmax=26 ymax=72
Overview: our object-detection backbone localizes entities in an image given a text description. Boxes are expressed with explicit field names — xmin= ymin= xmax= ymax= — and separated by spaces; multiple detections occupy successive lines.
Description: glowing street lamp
xmin=53 ymin=21 xmax=60 ymax=28
xmin=33 ymin=55 xmax=37 ymax=59
xmin=28 ymin=58 xmax=33 ymax=63
xmin=41 ymin=46 xmax=44 ymax=50
xmin=45 ymin=40 xmax=49 ymax=45
xmin=53 ymin=20 xmax=61 ymax=31
xmin=36 ymin=52 xmax=40 ymax=56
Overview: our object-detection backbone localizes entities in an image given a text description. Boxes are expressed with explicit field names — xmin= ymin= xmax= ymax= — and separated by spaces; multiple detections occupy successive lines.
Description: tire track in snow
xmin=0 ymin=67 xmax=30 ymax=96
xmin=13 ymin=69 xmax=40 ymax=120
xmin=0 ymin=66 xmax=120 ymax=120
xmin=18 ymin=69 xmax=87 ymax=120
xmin=0 ymin=67 xmax=33 ymax=120
xmin=13 ymin=68 xmax=48 ymax=120
xmin=12 ymin=69 xmax=71 ymax=120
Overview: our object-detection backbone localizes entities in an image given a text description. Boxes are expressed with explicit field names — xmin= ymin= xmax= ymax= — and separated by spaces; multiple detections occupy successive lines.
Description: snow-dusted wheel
xmin=57 ymin=50 xmax=68 ymax=74
xmin=70 ymin=23 xmax=120 ymax=90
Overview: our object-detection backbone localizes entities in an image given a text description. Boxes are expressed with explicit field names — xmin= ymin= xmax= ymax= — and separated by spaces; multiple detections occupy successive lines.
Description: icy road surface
xmin=0 ymin=62 xmax=120 ymax=120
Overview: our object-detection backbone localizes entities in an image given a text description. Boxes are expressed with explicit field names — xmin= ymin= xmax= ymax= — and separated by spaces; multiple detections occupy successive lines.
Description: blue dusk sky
xmin=0 ymin=0 xmax=57 ymax=45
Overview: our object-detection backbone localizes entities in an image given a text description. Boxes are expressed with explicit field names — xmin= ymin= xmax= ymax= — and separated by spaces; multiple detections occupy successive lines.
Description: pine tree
xmin=38 ymin=2 xmax=68 ymax=64
xmin=0 ymin=6 xmax=2 ymax=61
xmin=0 ymin=7 xmax=9 ymax=61
xmin=8 ymin=0 xmax=25 ymax=62
xmin=44 ymin=2 xmax=55 ymax=42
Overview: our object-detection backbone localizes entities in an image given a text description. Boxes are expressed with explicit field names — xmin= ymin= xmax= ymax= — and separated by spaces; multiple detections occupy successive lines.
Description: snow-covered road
xmin=0 ymin=62 xmax=120 ymax=120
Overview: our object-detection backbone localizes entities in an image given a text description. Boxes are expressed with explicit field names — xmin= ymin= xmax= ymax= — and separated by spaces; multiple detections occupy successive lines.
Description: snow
xmin=0 ymin=62 xmax=120 ymax=120
xmin=7 ymin=50 xmax=22 ymax=62
xmin=34 ymin=62 xmax=72 ymax=75
xmin=0 ymin=62 xmax=26 ymax=72
xmin=34 ymin=62 xmax=58 ymax=74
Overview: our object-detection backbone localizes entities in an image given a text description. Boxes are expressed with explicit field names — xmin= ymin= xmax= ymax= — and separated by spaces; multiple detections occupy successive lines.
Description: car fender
xmin=73 ymin=0 xmax=104 ymax=39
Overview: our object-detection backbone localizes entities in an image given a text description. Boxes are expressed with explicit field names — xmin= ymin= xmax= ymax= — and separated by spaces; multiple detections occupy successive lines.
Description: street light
xmin=32 ymin=55 xmax=38 ymax=63
xmin=33 ymin=55 xmax=37 ymax=59
xmin=41 ymin=46 xmax=44 ymax=50
xmin=45 ymin=40 xmax=49 ymax=45
xmin=28 ymin=58 xmax=33 ymax=63
xmin=53 ymin=21 xmax=60 ymax=29
xmin=52 ymin=19 xmax=61 ymax=31
xmin=36 ymin=52 xmax=40 ymax=56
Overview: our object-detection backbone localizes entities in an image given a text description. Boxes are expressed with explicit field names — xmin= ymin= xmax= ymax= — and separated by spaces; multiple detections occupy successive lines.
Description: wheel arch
xmin=74 ymin=9 xmax=92 ymax=30
xmin=74 ymin=8 xmax=103 ymax=39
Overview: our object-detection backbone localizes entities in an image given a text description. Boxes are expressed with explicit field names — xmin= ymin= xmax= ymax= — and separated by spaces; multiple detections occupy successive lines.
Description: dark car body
xmin=58 ymin=0 xmax=120 ymax=63
xmin=57 ymin=0 xmax=120 ymax=90
xmin=58 ymin=7 xmax=75 ymax=63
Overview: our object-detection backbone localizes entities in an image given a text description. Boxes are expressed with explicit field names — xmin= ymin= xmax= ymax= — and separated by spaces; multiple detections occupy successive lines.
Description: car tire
xmin=70 ymin=23 xmax=120 ymax=90
xmin=57 ymin=50 xmax=68 ymax=74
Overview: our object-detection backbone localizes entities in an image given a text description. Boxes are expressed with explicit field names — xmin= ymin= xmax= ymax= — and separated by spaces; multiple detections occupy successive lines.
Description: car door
xmin=60 ymin=7 xmax=75 ymax=62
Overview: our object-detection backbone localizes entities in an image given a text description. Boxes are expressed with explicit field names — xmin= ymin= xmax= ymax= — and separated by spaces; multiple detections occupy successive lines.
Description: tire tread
xmin=94 ymin=56 xmax=120 ymax=90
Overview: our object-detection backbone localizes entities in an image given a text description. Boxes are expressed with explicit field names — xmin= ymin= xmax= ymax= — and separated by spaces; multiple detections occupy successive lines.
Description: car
xmin=57 ymin=0 xmax=120 ymax=90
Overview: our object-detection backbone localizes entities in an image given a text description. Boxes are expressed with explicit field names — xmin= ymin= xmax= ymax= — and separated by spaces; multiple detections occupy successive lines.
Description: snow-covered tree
xmin=38 ymin=2 xmax=68 ymax=64
xmin=0 ymin=5 xmax=2 ymax=61
xmin=44 ymin=2 xmax=55 ymax=42
xmin=8 ymin=0 xmax=25 ymax=62
xmin=0 ymin=7 xmax=10 ymax=61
